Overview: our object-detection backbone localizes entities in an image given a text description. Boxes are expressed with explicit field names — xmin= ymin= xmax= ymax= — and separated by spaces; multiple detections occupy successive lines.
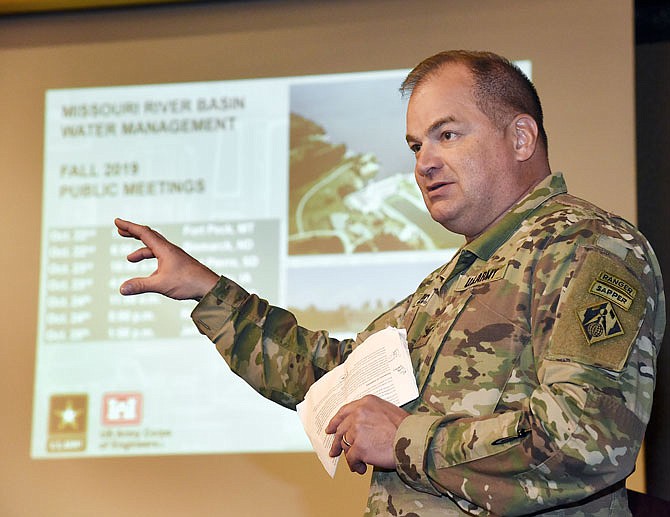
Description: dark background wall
xmin=636 ymin=0 xmax=670 ymax=501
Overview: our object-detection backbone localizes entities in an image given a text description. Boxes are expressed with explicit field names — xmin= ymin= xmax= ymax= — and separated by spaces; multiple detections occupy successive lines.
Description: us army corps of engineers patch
xmin=577 ymin=301 xmax=624 ymax=345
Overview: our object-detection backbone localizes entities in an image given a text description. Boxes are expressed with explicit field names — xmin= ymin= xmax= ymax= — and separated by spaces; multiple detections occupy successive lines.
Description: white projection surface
xmin=32 ymin=63 xmax=529 ymax=458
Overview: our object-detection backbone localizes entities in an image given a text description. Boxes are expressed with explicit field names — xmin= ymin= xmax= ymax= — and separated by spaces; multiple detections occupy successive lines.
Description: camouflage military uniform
xmin=192 ymin=173 xmax=665 ymax=516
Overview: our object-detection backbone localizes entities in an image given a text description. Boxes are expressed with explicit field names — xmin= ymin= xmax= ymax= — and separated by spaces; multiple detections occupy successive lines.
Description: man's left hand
xmin=326 ymin=394 xmax=410 ymax=475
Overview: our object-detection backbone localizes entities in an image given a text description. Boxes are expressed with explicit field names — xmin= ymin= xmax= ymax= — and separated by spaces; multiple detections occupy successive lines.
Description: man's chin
xmin=427 ymin=206 xmax=458 ymax=229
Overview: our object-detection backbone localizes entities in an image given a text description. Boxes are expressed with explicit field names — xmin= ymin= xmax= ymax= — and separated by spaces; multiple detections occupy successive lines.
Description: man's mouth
xmin=426 ymin=181 xmax=451 ymax=194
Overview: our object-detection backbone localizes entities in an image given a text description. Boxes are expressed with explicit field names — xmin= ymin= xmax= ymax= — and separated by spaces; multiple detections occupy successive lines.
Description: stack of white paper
xmin=296 ymin=327 xmax=419 ymax=477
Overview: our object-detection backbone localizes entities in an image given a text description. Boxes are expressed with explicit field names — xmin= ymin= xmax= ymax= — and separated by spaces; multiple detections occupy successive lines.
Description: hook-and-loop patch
xmin=546 ymin=247 xmax=646 ymax=372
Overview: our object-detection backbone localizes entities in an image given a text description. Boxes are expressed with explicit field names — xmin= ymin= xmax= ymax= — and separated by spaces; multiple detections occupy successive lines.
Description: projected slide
xmin=32 ymin=69 xmax=466 ymax=458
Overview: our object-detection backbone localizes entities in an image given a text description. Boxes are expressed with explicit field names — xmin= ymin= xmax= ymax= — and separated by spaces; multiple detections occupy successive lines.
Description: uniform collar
xmin=462 ymin=172 xmax=567 ymax=262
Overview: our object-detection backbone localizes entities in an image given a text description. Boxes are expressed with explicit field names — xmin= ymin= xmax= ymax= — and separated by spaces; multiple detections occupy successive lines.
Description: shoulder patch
xmin=546 ymin=247 xmax=646 ymax=372
xmin=577 ymin=301 xmax=624 ymax=344
xmin=589 ymin=271 xmax=636 ymax=311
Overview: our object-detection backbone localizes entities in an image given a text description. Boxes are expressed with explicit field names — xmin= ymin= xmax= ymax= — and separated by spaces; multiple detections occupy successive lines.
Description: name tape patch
xmin=455 ymin=264 xmax=508 ymax=291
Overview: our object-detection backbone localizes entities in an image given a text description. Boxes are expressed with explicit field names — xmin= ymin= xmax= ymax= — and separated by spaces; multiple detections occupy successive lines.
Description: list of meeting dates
xmin=42 ymin=220 xmax=279 ymax=344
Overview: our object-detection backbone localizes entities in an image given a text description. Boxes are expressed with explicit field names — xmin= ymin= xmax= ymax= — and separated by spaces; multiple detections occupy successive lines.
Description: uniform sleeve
xmin=191 ymin=275 xmax=413 ymax=410
xmin=393 ymin=228 xmax=665 ymax=515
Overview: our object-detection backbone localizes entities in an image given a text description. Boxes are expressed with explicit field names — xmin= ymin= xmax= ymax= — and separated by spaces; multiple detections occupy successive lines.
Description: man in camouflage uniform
xmin=115 ymin=50 xmax=665 ymax=516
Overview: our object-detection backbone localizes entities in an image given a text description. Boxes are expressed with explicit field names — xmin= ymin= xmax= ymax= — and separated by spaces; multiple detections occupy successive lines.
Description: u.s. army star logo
xmin=577 ymin=302 xmax=624 ymax=345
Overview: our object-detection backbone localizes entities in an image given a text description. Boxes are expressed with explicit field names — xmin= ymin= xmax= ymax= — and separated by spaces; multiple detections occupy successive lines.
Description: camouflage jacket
xmin=191 ymin=173 xmax=665 ymax=516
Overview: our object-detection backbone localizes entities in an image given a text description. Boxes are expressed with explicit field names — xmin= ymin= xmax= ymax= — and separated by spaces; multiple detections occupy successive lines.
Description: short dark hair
xmin=401 ymin=50 xmax=547 ymax=150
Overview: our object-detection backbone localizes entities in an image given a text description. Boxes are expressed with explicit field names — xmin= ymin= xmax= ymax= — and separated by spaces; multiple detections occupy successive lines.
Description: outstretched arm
xmin=114 ymin=218 xmax=219 ymax=301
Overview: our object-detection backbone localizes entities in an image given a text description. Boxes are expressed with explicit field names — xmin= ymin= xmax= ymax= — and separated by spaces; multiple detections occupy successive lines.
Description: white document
xmin=296 ymin=326 xmax=419 ymax=477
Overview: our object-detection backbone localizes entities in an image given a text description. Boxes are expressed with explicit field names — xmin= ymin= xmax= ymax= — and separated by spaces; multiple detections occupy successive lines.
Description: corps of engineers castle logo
xmin=102 ymin=393 xmax=142 ymax=426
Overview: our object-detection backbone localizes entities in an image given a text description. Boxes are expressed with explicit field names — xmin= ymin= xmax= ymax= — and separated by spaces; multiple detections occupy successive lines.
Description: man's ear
xmin=510 ymin=114 xmax=539 ymax=161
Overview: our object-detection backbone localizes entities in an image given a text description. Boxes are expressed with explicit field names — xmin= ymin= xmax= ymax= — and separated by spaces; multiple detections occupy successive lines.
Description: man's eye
xmin=442 ymin=131 xmax=456 ymax=141
xmin=409 ymin=143 xmax=421 ymax=154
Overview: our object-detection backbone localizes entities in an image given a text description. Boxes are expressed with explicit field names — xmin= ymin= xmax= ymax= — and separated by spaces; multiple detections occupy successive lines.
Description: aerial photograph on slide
xmin=286 ymin=74 xmax=463 ymax=334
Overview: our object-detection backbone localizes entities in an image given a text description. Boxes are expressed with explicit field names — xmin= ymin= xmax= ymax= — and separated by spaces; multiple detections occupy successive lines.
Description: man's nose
xmin=415 ymin=143 xmax=442 ymax=176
